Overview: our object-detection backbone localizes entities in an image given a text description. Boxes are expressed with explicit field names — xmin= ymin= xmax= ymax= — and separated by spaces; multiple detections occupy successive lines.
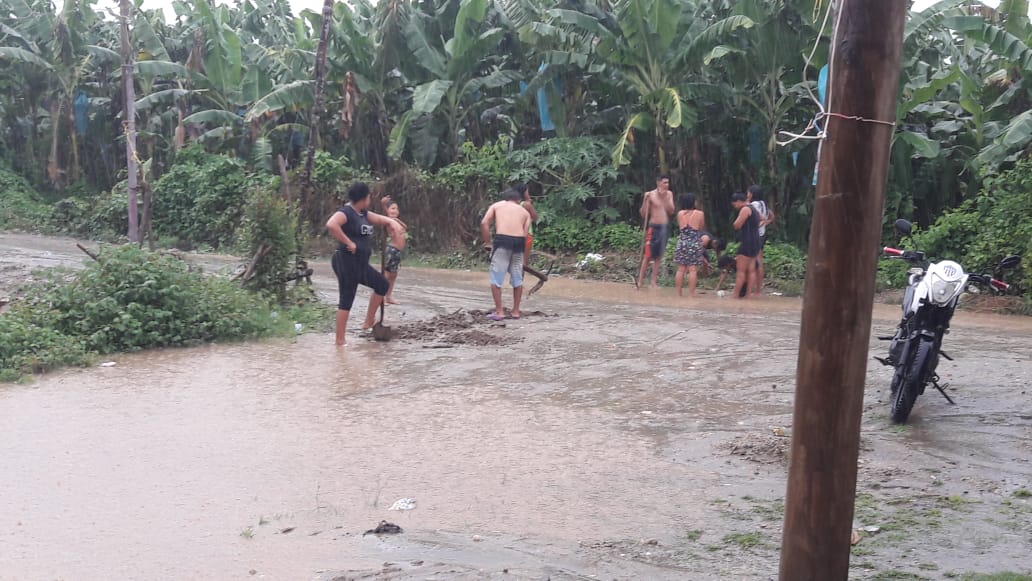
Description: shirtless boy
xmin=379 ymin=195 xmax=407 ymax=305
xmin=480 ymin=189 xmax=532 ymax=321
xmin=637 ymin=174 xmax=676 ymax=289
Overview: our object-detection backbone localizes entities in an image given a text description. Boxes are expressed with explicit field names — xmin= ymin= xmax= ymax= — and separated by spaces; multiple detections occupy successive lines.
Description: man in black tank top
xmin=325 ymin=182 xmax=405 ymax=346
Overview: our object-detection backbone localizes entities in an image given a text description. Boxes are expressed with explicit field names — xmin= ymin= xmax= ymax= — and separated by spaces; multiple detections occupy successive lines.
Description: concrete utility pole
xmin=119 ymin=0 xmax=140 ymax=243
xmin=779 ymin=1 xmax=907 ymax=579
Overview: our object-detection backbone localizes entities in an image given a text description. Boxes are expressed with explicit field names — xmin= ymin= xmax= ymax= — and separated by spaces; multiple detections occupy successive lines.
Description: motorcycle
xmin=875 ymin=219 xmax=1021 ymax=423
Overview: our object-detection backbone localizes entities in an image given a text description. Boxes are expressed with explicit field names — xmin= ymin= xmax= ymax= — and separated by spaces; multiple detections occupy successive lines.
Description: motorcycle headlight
xmin=929 ymin=274 xmax=962 ymax=305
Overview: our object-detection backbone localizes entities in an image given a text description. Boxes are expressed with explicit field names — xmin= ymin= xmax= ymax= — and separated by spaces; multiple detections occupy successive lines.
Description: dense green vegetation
xmin=0 ymin=245 xmax=328 ymax=381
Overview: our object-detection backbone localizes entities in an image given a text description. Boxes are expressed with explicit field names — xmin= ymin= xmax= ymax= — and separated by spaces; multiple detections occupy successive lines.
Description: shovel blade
xmin=372 ymin=323 xmax=392 ymax=342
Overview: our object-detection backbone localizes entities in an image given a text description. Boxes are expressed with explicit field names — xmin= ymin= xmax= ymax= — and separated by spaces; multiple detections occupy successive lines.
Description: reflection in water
xmin=0 ymin=334 xmax=720 ymax=579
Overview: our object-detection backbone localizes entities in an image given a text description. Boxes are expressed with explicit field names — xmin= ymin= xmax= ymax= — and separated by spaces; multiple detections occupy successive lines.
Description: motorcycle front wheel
xmin=891 ymin=339 xmax=933 ymax=424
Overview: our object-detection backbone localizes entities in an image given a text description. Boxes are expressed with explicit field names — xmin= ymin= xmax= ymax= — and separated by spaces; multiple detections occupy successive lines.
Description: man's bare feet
xmin=510 ymin=310 xmax=521 ymax=319
xmin=385 ymin=297 xmax=399 ymax=305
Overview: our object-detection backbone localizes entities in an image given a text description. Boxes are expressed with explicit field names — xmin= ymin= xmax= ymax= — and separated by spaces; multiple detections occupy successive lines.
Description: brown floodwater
xmin=2 ymin=233 xmax=1031 ymax=580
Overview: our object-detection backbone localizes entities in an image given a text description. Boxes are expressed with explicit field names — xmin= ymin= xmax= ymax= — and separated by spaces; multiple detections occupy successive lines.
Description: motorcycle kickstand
xmin=932 ymin=380 xmax=956 ymax=405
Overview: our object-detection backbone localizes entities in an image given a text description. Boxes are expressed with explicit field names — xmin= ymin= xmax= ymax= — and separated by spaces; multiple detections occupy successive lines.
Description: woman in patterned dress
xmin=674 ymin=193 xmax=706 ymax=297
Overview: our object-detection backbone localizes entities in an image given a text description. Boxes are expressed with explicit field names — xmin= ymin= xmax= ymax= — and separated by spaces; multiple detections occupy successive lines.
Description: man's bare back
xmin=486 ymin=200 xmax=530 ymax=238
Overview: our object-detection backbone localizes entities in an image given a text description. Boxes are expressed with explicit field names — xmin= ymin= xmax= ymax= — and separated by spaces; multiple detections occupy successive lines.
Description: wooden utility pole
xmin=119 ymin=0 xmax=140 ymax=243
xmin=779 ymin=1 xmax=906 ymax=579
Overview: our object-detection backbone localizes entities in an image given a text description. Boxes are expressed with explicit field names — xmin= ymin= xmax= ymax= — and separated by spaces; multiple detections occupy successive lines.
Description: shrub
xmin=236 ymin=187 xmax=299 ymax=300
xmin=0 ymin=165 xmax=50 ymax=232
xmin=433 ymin=139 xmax=514 ymax=196
xmin=0 ymin=314 xmax=91 ymax=381
xmin=22 ymin=245 xmax=277 ymax=354
xmin=153 ymin=146 xmax=267 ymax=247
xmin=534 ymin=216 xmax=643 ymax=252
xmin=50 ymin=187 xmax=130 ymax=240
xmin=762 ymin=243 xmax=807 ymax=281
xmin=911 ymin=159 xmax=1032 ymax=293
xmin=1 ymin=246 xmax=331 ymax=381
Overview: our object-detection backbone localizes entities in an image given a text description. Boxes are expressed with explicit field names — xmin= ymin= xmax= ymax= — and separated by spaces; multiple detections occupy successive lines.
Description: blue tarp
xmin=813 ymin=64 xmax=829 ymax=186
xmin=74 ymin=90 xmax=89 ymax=135
xmin=521 ymin=63 xmax=556 ymax=132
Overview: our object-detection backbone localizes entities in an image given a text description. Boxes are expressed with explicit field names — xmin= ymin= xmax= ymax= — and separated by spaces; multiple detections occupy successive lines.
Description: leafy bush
xmin=23 ymin=246 xmax=277 ymax=353
xmin=432 ymin=139 xmax=514 ymax=196
xmin=0 ymin=165 xmax=50 ymax=232
xmin=507 ymin=137 xmax=629 ymax=220
xmin=534 ymin=216 xmax=642 ymax=252
xmin=2 ymin=245 xmax=313 ymax=381
xmin=236 ymin=187 xmax=299 ymax=300
xmin=50 ymin=187 xmax=130 ymax=240
xmin=0 ymin=314 xmax=91 ymax=381
xmin=762 ymin=242 xmax=807 ymax=280
xmin=911 ymin=159 xmax=1032 ymax=293
xmin=312 ymin=151 xmax=364 ymax=198
xmin=153 ymin=146 xmax=267 ymax=248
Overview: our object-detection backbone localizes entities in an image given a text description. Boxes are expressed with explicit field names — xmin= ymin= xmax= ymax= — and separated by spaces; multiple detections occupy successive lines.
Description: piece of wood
xmin=778 ymin=2 xmax=907 ymax=580
xmin=278 ymin=154 xmax=291 ymax=202
xmin=76 ymin=243 xmax=100 ymax=262
xmin=237 ymin=243 xmax=271 ymax=283
xmin=635 ymin=197 xmax=651 ymax=289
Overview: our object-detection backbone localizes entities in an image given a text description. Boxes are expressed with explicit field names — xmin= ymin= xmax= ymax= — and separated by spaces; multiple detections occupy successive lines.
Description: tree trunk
xmin=779 ymin=1 xmax=906 ymax=578
xmin=120 ymin=0 xmax=140 ymax=243
xmin=47 ymin=100 xmax=62 ymax=187
xmin=70 ymin=105 xmax=81 ymax=184
xmin=301 ymin=0 xmax=334 ymax=209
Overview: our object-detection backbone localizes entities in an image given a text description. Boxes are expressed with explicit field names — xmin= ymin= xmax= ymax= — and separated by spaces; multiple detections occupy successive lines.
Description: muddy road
xmin=2 ymin=233 xmax=1031 ymax=580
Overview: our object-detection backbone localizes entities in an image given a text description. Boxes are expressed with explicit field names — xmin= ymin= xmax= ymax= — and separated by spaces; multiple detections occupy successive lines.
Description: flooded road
xmin=2 ymin=233 xmax=1031 ymax=580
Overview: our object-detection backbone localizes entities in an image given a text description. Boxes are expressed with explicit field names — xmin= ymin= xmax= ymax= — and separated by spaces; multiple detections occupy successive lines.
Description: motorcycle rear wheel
xmin=890 ymin=339 xmax=933 ymax=424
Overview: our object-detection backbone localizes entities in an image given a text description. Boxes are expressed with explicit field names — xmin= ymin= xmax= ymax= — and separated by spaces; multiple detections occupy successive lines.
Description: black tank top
xmin=338 ymin=205 xmax=374 ymax=258
xmin=738 ymin=206 xmax=761 ymax=253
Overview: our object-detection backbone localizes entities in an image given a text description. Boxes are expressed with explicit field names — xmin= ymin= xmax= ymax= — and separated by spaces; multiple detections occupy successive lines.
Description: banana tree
xmin=304 ymin=0 xmax=412 ymax=172
xmin=716 ymin=0 xmax=820 ymax=193
xmin=389 ymin=0 xmax=523 ymax=167
xmin=569 ymin=0 xmax=753 ymax=171
xmin=497 ymin=0 xmax=619 ymax=138
xmin=0 ymin=0 xmax=116 ymax=188
xmin=944 ymin=0 xmax=1032 ymax=170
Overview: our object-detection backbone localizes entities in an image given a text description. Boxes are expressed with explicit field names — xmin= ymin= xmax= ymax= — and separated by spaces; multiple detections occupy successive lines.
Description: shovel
xmin=372 ymin=300 xmax=392 ymax=341
xmin=372 ymin=254 xmax=393 ymax=342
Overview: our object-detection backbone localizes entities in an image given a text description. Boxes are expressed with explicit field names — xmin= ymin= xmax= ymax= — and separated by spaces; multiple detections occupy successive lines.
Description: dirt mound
xmin=723 ymin=433 xmax=790 ymax=465
xmin=441 ymin=329 xmax=510 ymax=346
xmin=393 ymin=309 xmax=552 ymax=346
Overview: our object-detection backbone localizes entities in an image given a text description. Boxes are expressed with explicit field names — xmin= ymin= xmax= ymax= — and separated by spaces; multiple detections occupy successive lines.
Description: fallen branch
xmin=76 ymin=243 xmax=100 ymax=262
xmin=282 ymin=267 xmax=314 ymax=284
xmin=236 ymin=243 xmax=272 ymax=284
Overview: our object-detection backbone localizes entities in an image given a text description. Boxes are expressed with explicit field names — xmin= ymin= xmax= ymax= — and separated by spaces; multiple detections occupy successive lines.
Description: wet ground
xmin=2 ymin=233 xmax=1032 ymax=580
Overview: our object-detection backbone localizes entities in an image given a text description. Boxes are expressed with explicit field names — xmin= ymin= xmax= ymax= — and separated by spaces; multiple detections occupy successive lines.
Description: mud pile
xmin=392 ymin=309 xmax=555 ymax=346
xmin=723 ymin=433 xmax=790 ymax=465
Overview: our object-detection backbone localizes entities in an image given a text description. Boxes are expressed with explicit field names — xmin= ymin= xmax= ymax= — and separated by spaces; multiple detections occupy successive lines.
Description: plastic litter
xmin=388 ymin=498 xmax=416 ymax=511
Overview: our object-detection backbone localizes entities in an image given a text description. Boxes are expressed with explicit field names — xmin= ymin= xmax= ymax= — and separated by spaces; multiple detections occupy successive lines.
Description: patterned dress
xmin=675 ymin=212 xmax=705 ymax=267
